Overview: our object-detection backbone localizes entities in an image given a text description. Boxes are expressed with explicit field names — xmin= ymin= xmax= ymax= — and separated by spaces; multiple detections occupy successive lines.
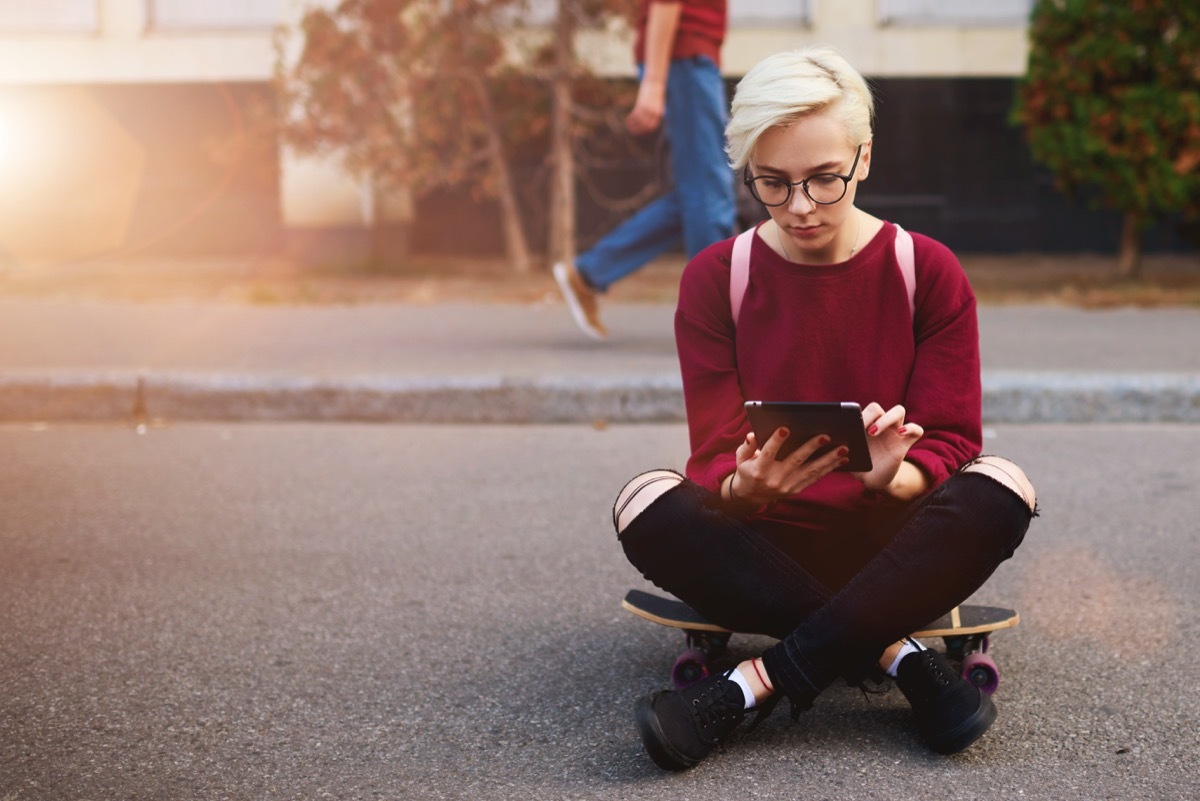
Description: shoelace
xmin=857 ymin=680 xmax=893 ymax=701
xmin=919 ymin=651 xmax=953 ymax=688
xmin=691 ymin=680 xmax=745 ymax=730
xmin=690 ymin=678 xmax=815 ymax=738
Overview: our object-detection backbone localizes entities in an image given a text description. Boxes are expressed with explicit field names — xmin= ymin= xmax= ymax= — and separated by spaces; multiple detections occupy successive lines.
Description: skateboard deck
xmin=623 ymin=589 xmax=1019 ymax=693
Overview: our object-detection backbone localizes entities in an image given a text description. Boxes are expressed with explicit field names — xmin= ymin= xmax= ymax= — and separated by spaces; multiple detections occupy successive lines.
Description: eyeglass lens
xmin=750 ymin=175 xmax=847 ymax=206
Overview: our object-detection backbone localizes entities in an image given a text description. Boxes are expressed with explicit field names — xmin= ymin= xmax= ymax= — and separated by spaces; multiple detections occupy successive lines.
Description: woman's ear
xmin=857 ymin=140 xmax=872 ymax=181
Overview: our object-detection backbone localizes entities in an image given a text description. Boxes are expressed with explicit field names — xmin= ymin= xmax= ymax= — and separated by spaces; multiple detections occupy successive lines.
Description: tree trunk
xmin=369 ymin=181 xmax=413 ymax=262
xmin=548 ymin=0 xmax=577 ymax=269
xmin=450 ymin=0 xmax=532 ymax=274
xmin=466 ymin=72 xmax=533 ymax=274
xmin=1117 ymin=210 xmax=1143 ymax=278
xmin=363 ymin=179 xmax=411 ymax=263
xmin=381 ymin=83 xmax=415 ymax=262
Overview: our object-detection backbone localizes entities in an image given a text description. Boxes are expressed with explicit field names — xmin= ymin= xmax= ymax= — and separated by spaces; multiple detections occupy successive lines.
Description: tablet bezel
xmin=743 ymin=401 xmax=872 ymax=472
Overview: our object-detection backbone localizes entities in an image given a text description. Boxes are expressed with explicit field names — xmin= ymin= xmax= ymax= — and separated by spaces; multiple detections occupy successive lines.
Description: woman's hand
xmin=852 ymin=403 xmax=928 ymax=498
xmin=727 ymin=427 xmax=849 ymax=506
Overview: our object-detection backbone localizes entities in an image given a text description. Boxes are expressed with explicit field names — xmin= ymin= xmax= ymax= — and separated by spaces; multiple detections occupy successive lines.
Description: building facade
xmin=0 ymin=0 xmax=1187 ymax=265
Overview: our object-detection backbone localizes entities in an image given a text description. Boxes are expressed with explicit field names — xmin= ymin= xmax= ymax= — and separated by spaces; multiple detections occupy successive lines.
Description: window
xmin=0 ymin=0 xmax=98 ymax=33
xmin=522 ymin=1 xmax=813 ymax=28
xmin=877 ymin=0 xmax=1032 ymax=26
xmin=730 ymin=0 xmax=812 ymax=26
xmin=147 ymin=0 xmax=283 ymax=31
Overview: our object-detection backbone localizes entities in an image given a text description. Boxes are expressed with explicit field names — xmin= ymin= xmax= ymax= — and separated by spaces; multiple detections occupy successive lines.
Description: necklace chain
xmin=775 ymin=209 xmax=862 ymax=263
xmin=774 ymin=220 xmax=792 ymax=261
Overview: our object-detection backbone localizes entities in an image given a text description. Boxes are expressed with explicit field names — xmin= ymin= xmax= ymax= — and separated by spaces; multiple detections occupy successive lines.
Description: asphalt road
xmin=1 ymin=422 xmax=1197 ymax=800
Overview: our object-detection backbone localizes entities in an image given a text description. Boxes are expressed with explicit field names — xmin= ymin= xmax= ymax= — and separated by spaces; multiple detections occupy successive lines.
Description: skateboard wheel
xmin=672 ymin=648 xmax=710 ymax=689
xmin=962 ymin=652 xmax=1000 ymax=695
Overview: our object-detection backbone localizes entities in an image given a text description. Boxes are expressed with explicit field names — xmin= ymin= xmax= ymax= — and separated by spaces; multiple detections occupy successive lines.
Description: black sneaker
xmin=895 ymin=648 xmax=997 ymax=755
xmin=634 ymin=671 xmax=748 ymax=770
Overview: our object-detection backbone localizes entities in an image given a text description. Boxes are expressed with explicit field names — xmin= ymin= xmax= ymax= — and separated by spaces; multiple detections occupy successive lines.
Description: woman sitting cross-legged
xmin=613 ymin=46 xmax=1038 ymax=771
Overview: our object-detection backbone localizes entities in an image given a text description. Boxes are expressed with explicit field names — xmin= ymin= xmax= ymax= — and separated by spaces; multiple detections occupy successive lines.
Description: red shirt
xmin=634 ymin=0 xmax=727 ymax=68
xmin=674 ymin=222 xmax=983 ymax=533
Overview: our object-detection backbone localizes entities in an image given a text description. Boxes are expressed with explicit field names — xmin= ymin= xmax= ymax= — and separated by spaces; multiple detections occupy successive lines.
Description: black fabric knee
xmin=617 ymin=479 xmax=831 ymax=639
xmin=759 ymin=470 xmax=1034 ymax=707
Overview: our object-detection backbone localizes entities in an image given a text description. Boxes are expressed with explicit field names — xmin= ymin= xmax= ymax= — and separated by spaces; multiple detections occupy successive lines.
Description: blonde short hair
xmin=726 ymin=47 xmax=875 ymax=170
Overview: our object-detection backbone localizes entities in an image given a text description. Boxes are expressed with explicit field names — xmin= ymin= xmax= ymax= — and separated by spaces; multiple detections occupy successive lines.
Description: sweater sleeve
xmin=674 ymin=241 xmax=750 ymax=491
xmin=901 ymin=234 xmax=983 ymax=487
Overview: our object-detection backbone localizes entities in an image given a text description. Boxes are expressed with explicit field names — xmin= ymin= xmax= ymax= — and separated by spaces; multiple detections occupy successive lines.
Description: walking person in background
xmin=554 ymin=0 xmax=735 ymax=340
xmin=612 ymin=47 xmax=1038 ymax=770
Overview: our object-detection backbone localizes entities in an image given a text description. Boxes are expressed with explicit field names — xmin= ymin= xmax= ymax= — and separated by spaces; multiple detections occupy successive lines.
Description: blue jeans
xmin=616 ymin=470 xmax=1034 ymax=706
xmin=576 ymin=56 xmax=736 ymax=292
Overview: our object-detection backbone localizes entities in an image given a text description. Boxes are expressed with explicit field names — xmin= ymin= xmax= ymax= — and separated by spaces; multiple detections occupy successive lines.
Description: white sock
xmin=885 ymin=638 xmax=927 ymax=677
xmin=727 ymin=667 xmax=757 ymax=709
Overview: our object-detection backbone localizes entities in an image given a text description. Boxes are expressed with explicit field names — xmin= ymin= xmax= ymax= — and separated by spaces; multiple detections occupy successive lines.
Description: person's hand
xmin=852 ymin=403 xmax=925 ymax=493
xmin=728 ymin=428 xmax=848 ymax=506
xmin=625 ymin=80 xmax=666 ymax=135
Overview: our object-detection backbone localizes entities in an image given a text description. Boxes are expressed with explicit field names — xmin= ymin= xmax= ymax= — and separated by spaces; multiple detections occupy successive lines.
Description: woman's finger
xmin=756 ymin=426 xmax=790 ymax=462
xmin=860 ymin=402 xmax=885 ymax=430
xmin=787 ymin=433 xmax=832 ymax=467
xmin=736 ymin=431 xmax=758 ymax=463
xmin=783 ymin=442 xmax=847 ymax=492
xmin=866 ymin=404 xmax=907 ymax=436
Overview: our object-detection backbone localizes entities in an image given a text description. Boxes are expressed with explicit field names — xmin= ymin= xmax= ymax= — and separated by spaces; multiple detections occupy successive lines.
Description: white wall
xmin=0 ymin=0 xmax=1031 ymax=231
xmin=0 ymin=1 xmax=1029 ymax=84
xmin=581 ymin=0 xmax=1029 ymax=78
xmin=0 ymin=0 xmax=313 ymax=84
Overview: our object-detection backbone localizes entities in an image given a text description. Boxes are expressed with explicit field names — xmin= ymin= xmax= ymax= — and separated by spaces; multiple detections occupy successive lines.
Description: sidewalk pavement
xmin=1 ymin=298 xmax=1197 ymax=424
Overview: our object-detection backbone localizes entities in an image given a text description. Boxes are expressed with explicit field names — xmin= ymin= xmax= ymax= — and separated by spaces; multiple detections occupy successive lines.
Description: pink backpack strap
xmin=893 ymin=223 xmax=917 ymax=319
xmin=729 ymin=227 xmax=755 ymax=325
xmin=729 ymin=222 xmax=917 ymax=325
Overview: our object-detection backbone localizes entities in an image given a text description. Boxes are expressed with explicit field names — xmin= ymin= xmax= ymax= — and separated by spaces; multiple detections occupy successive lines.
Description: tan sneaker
xmin=553 ymin=262 xmax=607 ymax=340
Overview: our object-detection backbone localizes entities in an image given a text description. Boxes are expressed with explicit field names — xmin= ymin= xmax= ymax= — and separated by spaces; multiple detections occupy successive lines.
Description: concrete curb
xmin=1 ymin=369 xmax=1198 ymax=424
xmin=982 ymin=371 xmax=1200 ymax=424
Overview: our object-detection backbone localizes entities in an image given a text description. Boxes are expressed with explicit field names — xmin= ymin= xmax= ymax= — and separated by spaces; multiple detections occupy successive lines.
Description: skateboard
xmin=622 ymin=589 xmax=1019 ymax=695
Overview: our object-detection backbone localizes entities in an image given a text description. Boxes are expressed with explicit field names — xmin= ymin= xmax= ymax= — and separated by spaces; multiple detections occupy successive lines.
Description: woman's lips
xmin=789 ymin=225 xmax=823 ymax=238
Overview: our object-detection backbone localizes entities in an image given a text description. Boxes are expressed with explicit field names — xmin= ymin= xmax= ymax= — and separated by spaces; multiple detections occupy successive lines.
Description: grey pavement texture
xmin=0 ymin=299 xmax=1198 ymax=423
xmin=1 ymin=422 xmax=1197 ymax=799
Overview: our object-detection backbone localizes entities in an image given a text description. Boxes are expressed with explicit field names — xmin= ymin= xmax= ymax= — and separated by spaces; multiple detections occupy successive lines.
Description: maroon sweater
xmin=634 ymin=0 xmax=727 ymax=68
xmin=674 ymin=221 xmax=983 ymax=533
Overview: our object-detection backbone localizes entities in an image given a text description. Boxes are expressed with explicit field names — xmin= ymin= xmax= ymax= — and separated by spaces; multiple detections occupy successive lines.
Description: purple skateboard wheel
xmin=962 ymin=652 xmax=1000 ymax=695
xmin=672 ymin=648 xmax=710 ymax=689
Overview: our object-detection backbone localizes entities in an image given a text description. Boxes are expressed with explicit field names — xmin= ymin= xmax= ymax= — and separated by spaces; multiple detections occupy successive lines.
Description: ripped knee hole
xmin=962 ymin=456 xmax=1037 ymax=512
xmin=613 ymin=469 xmax=684 ymax=533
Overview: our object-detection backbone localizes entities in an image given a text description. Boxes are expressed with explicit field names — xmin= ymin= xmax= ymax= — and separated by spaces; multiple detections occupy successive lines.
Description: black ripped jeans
xmin=617 ymin=469 xmax=1034 ymax=707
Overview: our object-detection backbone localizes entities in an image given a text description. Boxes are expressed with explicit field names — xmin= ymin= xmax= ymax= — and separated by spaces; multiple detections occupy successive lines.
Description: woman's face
xmin=748 ymin=110 xmax=871 ymax=264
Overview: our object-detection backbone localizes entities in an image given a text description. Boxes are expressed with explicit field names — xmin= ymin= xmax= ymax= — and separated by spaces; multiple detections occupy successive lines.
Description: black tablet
xmin=743 ymin=401 xmax=872 ymax=472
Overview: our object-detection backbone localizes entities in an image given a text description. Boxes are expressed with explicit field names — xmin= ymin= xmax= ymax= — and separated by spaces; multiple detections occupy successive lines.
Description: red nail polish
xmin=779 ymin=427 xmax=790 ymax=438
xmin=898 ymin=426 xmax=908 ymax=435
xmin=867 ymin=425 xmax=878 ymax=436
xmin=837 ymin=446 xmax=849 ymax=457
